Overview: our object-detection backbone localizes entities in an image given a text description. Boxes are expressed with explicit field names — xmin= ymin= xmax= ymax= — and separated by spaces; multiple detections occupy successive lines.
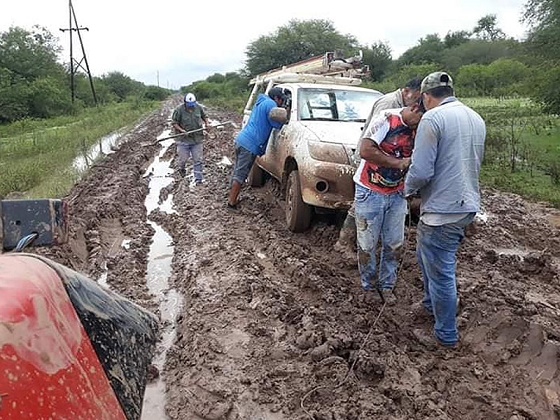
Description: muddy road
xmin=37 ymin=97 xmax=560 ymax=419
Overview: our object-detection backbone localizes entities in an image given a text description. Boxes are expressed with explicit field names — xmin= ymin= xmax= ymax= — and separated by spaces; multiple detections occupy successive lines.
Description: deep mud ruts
xmin=37 ymin=98 xmax=560 ymax=420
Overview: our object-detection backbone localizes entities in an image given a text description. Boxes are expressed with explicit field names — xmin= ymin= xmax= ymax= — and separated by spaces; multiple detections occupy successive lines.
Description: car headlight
xmin=307 ymin=141 xmax=349 ymax=165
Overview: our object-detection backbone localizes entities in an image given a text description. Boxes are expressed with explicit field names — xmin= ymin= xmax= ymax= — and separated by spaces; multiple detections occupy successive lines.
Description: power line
xmin=60 ymin=0 xmax=97 ymax=105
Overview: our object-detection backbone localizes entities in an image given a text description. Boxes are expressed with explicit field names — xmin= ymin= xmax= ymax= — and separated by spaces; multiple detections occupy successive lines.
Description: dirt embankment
xmin=37 ymin=99 xmax=560 ymax=420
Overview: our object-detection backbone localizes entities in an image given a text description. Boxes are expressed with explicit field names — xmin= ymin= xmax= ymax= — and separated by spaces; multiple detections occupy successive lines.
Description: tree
xmin=0 ymin=26 xmax=69 ymax=122
xmin=397 ymin=34 xmax=445 ymax=66
xmin=362 ymin=41 xmax=393 ymax=82
xmin=441 ymin=39 xmax=520 ymax=72
xmin=523 ymin=0 xmax=560 ymax=60
xmin=27 ymin=77 xmax=73 ymax=118
xmin=244 ymin=19 xmax=359 ymax=76
xmin=473 ymin=14 xmax=506 ymax=41
xmin=444 ymin=30 xmax=471 ymax=49
xmin=456 ymin=64 xmax=493 ymax=96
xmin=100 ymin=72 xmax=144 ymax=101
xmin=523 ymin=0 xmax=560 ymax=112
xmin=0 ymin=26 xmax=64 ymax=81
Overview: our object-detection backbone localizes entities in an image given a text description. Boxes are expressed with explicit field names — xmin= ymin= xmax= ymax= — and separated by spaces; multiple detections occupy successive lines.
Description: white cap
xmin=184 ymin=93 xmax=197 ymax=106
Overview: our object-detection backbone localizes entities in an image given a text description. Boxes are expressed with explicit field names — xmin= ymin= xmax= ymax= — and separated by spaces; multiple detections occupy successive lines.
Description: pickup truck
xmin=245 ymin=70 xmax=382 ymax=232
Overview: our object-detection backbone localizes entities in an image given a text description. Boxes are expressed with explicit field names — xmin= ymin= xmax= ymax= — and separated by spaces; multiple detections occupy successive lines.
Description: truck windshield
xmin=298 ymin=88 xmax=380 ymax=122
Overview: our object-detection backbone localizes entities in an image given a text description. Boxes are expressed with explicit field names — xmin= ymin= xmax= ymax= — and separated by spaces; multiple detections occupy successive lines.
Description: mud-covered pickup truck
xmin=245 ymin=64 xmax=382 ymax=232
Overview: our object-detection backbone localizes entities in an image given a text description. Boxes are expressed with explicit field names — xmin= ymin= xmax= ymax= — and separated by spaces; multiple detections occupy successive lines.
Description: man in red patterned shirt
xmin=354 ymin=103 xmax=424 ymax=304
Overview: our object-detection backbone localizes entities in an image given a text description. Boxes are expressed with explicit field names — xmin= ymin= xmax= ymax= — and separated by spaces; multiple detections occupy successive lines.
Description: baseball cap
xmin=184 ymin=93 xmax=197 ymax=107
xmin=268 ymin=87 xmax=287 ymax=102
xmin=421 ymin=72 xmax=453 ymax=93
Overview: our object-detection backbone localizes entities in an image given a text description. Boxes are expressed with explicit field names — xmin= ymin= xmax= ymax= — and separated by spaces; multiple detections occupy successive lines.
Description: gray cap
xmin=421 ymin=72 xmax=453 ymax=93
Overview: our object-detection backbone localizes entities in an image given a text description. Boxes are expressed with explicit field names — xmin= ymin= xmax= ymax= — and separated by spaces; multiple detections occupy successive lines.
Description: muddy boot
xmin=334 ymin=211 xmax=357 ymax=263
xmin=412 ymin=328 xmax=458 ymax=349
xmin=379 ymin=289 xmax=397 ymax=306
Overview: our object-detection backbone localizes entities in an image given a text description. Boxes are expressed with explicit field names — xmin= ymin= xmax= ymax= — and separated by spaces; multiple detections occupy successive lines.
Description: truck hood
xmin=298 ymin=121 xmax=365 ymax=146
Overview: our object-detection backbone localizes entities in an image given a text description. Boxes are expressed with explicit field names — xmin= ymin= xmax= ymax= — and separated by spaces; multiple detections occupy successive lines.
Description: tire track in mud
xmin=161 ymin=107 xmax=560 ymax=420
xmin=33 ymin=100 xmax=560 ymax=420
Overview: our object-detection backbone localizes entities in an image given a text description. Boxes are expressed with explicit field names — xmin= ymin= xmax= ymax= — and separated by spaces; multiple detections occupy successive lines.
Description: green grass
xmin=0 ymin=100 xmax=161 ymax=198
xmin=462 ymin=97 xmax=560 ymax=208
xmin=481 ymin=165 xmax=560 ymax=207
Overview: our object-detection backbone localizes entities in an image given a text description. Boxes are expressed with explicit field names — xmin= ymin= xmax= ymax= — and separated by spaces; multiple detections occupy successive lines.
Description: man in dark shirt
xmin=171 ymin=93 xmax=210 ymax=185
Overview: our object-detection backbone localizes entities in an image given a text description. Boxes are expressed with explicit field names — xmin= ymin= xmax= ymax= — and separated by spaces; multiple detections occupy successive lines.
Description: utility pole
xmin=60 ymin=0 xmax=97 ymax=105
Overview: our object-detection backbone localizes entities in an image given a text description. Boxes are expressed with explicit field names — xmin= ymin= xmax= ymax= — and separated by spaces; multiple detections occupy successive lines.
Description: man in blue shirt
xmin=404 ymin=72 xmax=486 ymax=348
xmin=227 ymin=87 xmax=287 ymax=210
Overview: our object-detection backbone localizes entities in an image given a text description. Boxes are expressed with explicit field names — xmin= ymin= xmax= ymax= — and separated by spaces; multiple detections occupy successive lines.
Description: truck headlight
xmin=307 ymin=141 xmax=349 ymax=165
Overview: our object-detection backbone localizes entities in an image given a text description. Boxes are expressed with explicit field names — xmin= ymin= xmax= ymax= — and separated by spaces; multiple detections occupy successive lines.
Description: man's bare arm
xmin=360 ymin=138 xmax=410 ymax=171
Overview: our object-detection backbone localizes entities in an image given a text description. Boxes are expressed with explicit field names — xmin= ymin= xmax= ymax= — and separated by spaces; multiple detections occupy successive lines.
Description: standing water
xmin=141 ymin=131 xmax=184 ymax=419
xmin=73 ymin=131 xmax=124 ymax=172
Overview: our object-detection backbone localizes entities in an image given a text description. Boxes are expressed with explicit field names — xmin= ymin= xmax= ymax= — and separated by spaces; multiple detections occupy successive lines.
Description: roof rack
xmin=249 ymin=51 xmax=370 ymax=86
xmin=243 ymin=51 xmax=370 ymax=116
xmin=253 ymin=72 xmax=363 ymax=86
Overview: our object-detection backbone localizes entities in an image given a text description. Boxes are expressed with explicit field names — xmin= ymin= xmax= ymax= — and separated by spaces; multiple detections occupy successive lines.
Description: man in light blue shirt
xmin=404 ymin=72 xmax=486 ymax=348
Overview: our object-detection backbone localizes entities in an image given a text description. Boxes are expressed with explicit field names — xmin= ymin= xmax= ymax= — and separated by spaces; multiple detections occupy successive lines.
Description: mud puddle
xmin=141 ymin=132 xmax=184 ymax=420
xmin=73 ymin=130 xmax=125 ymax=172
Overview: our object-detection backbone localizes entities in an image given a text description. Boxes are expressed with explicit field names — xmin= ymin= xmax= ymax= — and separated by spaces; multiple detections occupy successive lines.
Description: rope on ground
xmin=300 ymin=300 xmax=387 ymax=419
xmin=300 ymin=204 xmax=414 ymax=419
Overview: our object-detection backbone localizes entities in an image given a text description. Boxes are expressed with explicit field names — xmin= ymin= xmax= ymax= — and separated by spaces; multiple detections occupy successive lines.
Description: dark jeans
xmin=416 ymin=215 xmax=473 ymax=345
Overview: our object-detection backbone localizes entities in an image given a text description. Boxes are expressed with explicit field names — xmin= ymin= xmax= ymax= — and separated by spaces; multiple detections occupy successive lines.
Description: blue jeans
xmin=416 ymin=215 xmax=473 ymax=345
xmin=354 ymin=184 xmax=407 ymax=291
xmin=176 ymin=142 xmax=203 ymax=182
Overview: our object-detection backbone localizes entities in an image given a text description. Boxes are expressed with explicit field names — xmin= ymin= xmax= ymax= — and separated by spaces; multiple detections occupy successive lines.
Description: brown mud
xmin=36 ymin=97 xmax=560 ymax=420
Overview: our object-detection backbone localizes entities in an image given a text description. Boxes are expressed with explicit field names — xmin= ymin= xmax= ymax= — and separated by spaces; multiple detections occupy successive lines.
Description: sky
xmin=1 ymin=0 xmax=529 ymax=90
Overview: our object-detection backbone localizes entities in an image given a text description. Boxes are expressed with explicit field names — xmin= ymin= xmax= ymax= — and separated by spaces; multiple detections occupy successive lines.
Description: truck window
xmin=298 ymin=88 xmax=379 ymax=122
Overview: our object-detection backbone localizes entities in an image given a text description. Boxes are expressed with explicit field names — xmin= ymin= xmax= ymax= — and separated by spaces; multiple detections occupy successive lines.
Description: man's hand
xmin=398 ymin=157 xmax=411 ymax=171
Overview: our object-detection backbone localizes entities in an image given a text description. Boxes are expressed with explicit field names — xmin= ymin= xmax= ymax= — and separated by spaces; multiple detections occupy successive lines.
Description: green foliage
xmin=0 ymin=101 xmax=160 ymax=198
xmin=100 ymin=71 xmax=145 ymax=101
xmin=397 ymin=34 xmax=445 ymax=66
xmin=523 ymin=0 xmax=560 ymax=60
xmin=244 ymin=19 xmax=359 ymax=76
xmin=361 ymin=41 xmax=393 ymax=82
xmin=464 ymin=97 xmax=560 ymax=206
xmin=181 ymin=72 xmax=250 ymax=111
xmin=0 ymin=26 xmax=64 ymax=81
xmin=481 ymin=165 xmax=560 ymax=207
xmin=27 ymin=77 xmax=73 ymax=118
xmin=441 ymin=39 xmax=521 ymax=73
xmin=529 ymin=64 xmax=560 ymax=114
xmin=456 ymin=59 xmax=530 ymax=97
xmin=389 ymin=64 xmax=440 ymax=87
xmin=472 ymin=14 xmax=506 ymax=40
xmin=0 ymin=26 xmax=70 ymax=122
xmin=142 ymin=85 xmax=172 ymax=101
xmin=444 ymin=30 xmax=471 ymax=48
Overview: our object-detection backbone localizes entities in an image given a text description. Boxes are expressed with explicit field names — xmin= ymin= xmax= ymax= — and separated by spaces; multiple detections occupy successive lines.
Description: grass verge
xmin=0 ymin=100 xmax=160 ymax=198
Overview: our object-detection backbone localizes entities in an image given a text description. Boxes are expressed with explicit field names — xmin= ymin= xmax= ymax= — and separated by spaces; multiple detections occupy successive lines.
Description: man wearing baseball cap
xmin=171 ymin=93 xmax=210 ymax=184
xmin=404 ymin=71 xmax=486 ymax=348
xmin=227 ymin=87 xmax=287 ymax=210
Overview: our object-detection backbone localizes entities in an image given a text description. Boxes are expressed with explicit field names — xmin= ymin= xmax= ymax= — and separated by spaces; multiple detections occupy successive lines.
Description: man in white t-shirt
xmin=355 ymin=103 xmax=424 ymax=304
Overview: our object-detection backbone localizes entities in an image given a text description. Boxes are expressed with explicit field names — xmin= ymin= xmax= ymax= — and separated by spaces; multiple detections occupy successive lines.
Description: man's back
xmin=236 ymin=93 xmax=277 ymax=155
xmin=407 ymin=98 xmax=485 ymax=214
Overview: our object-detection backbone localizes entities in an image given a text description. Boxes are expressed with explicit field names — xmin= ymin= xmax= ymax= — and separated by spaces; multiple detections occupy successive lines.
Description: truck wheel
xmin=285 ymin=170 xmax=312 ymax=232
xmin=247 ymin=163 xmax=265 ymax=187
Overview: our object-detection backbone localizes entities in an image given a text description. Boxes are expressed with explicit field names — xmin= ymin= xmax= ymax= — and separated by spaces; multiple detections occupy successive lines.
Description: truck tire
xmin=247 ymin=163 xmax=265 ymax=187
xmin=285 ymin=170 xmax=312 ymax=232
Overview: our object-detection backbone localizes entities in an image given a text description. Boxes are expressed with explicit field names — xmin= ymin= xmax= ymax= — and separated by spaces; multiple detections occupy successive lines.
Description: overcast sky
xmin=2 ymin=0 xmax=529 ymax=90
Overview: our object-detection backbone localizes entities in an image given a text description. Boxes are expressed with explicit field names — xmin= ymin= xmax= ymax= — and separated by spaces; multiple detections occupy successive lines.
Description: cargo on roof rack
xmin=252 ymin=72 xmax=363 ymax=86
xmin=249 ymin=51 xmax=370 ymax=86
